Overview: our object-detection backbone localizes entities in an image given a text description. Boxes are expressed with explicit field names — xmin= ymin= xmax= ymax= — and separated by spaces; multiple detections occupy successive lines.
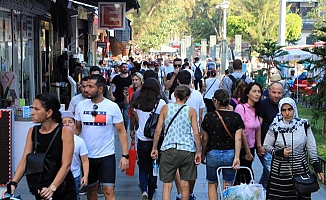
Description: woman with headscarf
xmin=264 ymin=98 xmax=324 ymax=199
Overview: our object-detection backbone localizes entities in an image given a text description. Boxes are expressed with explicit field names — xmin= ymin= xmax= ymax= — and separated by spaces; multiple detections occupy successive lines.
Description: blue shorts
xmin=88 ymin=154 xmax=116 ymax=187
xmin=206 ymin=149 xmax=236 ymax=183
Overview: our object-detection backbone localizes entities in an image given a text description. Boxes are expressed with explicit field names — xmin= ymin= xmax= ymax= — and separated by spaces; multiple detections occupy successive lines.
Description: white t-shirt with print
xmin=135 ymin=99 xmax=166 ymax=141
xmin=71 ymin=134 xmax=88 ymax=178
xmin=75 ymin=98 xmax=123 ymax=158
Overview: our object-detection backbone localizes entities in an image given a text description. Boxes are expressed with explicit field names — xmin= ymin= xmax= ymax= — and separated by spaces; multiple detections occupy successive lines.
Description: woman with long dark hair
xmin=234 ymin=82 xmax=262 ymax=184
xmin=133 ymin=78 xmax=166 ymax=200
xmin=3 ymin=93 xmax=76 ymax=199
xmin=201 ymin=89 xmax=243 ymax=199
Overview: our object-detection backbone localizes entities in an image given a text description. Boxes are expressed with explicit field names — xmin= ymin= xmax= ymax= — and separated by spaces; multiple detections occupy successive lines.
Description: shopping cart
xmin=217 ymin=166 xmax=265 ymax=200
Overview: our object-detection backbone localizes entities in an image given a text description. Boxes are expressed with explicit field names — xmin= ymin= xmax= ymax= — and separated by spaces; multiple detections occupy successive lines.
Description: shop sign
xmin=97 ymin=42 xmax=107 ymax=49
xmin=98 ymin=2 xmax=126 ymax=30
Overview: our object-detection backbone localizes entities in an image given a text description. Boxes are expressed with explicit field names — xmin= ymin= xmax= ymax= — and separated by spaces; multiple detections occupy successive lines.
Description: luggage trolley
xmin=217 ymin=166 xmax=264 ymax=200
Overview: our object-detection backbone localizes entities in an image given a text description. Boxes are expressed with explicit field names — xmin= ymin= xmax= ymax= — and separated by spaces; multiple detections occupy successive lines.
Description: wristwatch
xmin=122 ymin=154 xmax=130 ymax=159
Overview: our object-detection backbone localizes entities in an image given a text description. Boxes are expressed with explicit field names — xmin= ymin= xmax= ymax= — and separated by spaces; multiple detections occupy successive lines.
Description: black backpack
xmin=194 ymin=63 xmax=202 ymax=80
xmin=229 ymin=74 xmax=247 ymax=95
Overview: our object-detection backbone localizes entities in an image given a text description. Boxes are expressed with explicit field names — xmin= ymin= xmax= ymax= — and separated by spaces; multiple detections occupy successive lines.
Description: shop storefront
xmin=0 ymin=0 xmax=50 ymax=106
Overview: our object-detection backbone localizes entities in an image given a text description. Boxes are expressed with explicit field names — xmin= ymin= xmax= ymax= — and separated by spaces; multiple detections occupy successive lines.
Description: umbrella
xmin=274 ymin=49 xmax=316 ymax=62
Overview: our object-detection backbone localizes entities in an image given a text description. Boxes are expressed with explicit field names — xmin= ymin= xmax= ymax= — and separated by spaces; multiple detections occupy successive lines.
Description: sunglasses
xmin=91 ymin=104 xmax=98 ymax=117
xmin=173 ymin=64 xmax=182 ymax=68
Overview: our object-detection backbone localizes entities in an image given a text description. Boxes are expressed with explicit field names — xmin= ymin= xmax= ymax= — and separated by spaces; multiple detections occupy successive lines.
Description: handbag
xmin=125 ymin=139 xmax=137 ymax=176
xmin=293 ymin=173 xmax=319 ymax=195
xmin=280 ymin=132 xmax=320 ymax=195
xmin=26 ymin=124 xmax=66 ymax=195
xmin=144 ymin=101 xmax=165 ymax=139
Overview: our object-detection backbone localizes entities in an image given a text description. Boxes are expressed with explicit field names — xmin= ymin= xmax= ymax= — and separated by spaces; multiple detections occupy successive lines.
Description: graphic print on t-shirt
xmin=83 ymin=110 xmax=107 ymax=126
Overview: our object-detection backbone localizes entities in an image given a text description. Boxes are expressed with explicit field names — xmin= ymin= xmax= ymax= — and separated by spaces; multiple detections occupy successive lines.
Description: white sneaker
xmin=142 ymin=191 xmax=148 ymax=200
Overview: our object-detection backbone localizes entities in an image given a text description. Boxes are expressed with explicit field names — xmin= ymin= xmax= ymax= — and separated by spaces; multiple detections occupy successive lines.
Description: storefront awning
xmin=71 ymin=0 xmax=140 ymax=11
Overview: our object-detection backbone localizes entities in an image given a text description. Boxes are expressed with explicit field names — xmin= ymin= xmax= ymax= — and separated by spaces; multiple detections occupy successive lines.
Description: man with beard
xmin=256 ymin=82 xmax=284 ymax=189
xmin=75 ymin=74 xmax=129 ymax=200
xmin=109 ymin=63 xmax=132 ymax=129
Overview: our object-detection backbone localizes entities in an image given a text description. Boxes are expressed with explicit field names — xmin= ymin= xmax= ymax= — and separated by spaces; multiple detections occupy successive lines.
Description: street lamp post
xmin=220 ymin=0 xmax=230 ymax=73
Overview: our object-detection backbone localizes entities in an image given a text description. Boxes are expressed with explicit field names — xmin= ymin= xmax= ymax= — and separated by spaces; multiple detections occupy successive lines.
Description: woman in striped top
xmin=264 ymin=98 xmax=324 ymax=199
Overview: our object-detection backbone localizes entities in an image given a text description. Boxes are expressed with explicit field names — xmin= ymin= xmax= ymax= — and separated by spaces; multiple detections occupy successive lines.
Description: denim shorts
xmin=88 ymin=154 xmax=116 ymax=187
xmin=206 ymin=149 xmax=236 ymax=183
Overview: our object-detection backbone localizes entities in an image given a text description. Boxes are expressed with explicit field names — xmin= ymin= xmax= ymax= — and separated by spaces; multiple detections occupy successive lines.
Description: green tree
xmin=226 ymin=0 xmax=279 ymax=45
xmin=226 ymin=16 xmax=249 ymax=40
xmin=301 ymin=26 xmax=326 ymax=135
xmin=286 ymin=13 xmax=302 ymax=45
xmin=127 ymin=0 xmax=194 ymax=51
xmin=255 ymin=39 xmax=287 ymax=83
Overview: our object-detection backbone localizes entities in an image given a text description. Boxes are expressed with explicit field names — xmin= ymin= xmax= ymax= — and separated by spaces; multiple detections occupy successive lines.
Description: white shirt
xmin=75 ymin=98 xmax=123 ymax=158
xmin=135 ymin=99 xmax=166 ymax=141
xmin=204 ymin=78 xmax=220 ymax=99
xmin=71 ymin=134 xmax=88 ymax=178
xmin=68 ymin=94 xmax=85 ymax=114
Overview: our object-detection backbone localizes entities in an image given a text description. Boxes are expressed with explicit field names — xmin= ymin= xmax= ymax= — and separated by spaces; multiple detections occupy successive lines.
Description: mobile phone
xmin=124 ymin=86 xmax=128 ymax=91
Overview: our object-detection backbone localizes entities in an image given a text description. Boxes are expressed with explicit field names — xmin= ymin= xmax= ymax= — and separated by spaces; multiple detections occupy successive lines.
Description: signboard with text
xmin=98 ymin=2 xmax=126 ymax=30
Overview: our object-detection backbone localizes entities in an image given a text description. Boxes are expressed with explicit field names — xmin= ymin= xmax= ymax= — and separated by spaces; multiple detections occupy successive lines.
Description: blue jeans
xmin=206 ymin=149 xmax=236 ymax=182
xmin=74 ymin=175 xmax=81 ymax=200
xmin=258 ymin=152 xmax=272 ymax=189
xmin=137 ymin=140 xmax=157 ymax=199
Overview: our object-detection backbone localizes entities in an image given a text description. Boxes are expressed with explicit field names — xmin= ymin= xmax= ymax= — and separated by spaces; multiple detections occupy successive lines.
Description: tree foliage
xmin=127 ymin=0 xmax=194 ymax=51
xmin=226 ymin=16 xmax=249 ymax=40
xmin=302 ymin=26 xmax=326 ymax=135
xmin=127 ymin=0 xmax=304 ymax=52
xmin=286 ymin=13 xmax=303 ymax=45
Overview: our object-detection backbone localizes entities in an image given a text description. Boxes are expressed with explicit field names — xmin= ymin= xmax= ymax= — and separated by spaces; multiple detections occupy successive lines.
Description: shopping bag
xmin=223 ymin=181 xmax=265 ymax=200
xmin=126 ymin=139 xmax=137 ymax=176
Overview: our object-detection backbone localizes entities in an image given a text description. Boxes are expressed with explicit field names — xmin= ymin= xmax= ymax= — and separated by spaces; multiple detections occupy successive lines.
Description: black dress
xmin=32 ymin=124 xmax=76 ymax=200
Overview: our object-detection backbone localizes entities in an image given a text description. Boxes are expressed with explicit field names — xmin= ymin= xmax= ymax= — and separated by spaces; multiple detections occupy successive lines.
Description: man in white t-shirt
xmin=61 ymin=111 xmax=89 ymax=200
xmin=75 ymin=74 xmax=129 ymax=200
xmin=68 ymin=76 xmax=88 ymax=114
xmin=171 ymin=70 xmax=205 ymax=200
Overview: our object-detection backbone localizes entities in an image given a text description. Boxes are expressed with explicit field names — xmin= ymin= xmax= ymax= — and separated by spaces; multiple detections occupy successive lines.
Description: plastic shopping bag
xmin=126 ymin=139 xmax=137 ymax=176
xmin=223 ymin=181 xmax=265 ymax=200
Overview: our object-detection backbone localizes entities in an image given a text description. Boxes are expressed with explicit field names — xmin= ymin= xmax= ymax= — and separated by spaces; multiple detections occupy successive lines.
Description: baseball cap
xmin=61 ymin=111 xmax=74 ymax=119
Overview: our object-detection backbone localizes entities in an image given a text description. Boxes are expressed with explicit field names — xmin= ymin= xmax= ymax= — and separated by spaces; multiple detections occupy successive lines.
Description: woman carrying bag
xmin=2 ymin=93 xmax=76 ymax=200
xmin=264 ymin=98 xmax=324 ymax=199
xmin=132 ymin=78 xmax=166 ymax=200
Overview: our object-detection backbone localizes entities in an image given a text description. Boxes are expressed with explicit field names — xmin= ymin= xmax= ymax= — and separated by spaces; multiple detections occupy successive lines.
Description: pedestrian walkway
xmin=5 ymin=132 xmax=326 ymax=199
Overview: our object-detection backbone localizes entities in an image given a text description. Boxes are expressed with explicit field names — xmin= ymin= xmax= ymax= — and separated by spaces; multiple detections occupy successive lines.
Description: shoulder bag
xmin=144 ymin=100 xmax=165 ymax=139
xmin=156 ymin=104 xmax=186 ymax=150
xmin=203 ymin=78 xmax=217 ymax=99
xmin=280 ymin=131 xmax=319 ymax=195
xmin=26 ymin=124 xmax=66 ymax=195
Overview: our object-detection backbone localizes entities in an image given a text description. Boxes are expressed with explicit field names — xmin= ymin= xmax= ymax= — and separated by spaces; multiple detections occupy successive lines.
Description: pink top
xmin=234 ymin=103 xmax=260 ymax=148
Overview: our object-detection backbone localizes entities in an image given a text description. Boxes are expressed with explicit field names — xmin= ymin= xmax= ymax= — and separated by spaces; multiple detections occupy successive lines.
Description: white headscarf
xmin=269 ymin=97 xmax=307 ymax=134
